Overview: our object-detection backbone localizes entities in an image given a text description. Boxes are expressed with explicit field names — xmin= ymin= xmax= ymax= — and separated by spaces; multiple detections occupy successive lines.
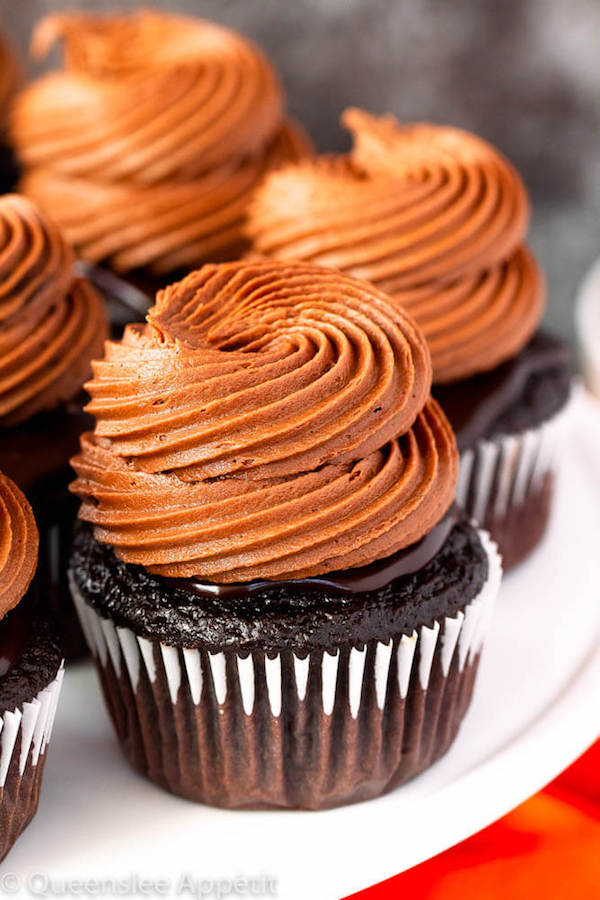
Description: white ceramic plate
xmin=5 ymin=389 xmax=600 ymax=900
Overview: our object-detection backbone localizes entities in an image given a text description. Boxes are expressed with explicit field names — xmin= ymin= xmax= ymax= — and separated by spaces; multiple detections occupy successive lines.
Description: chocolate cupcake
xmin=0 ymin=32 xmax=19 ymax=194
xmin=0 ymin=471 xmax=64 ymax=861
xmin=69 ymin=260 xmax=501 ymax=809
xmin=246 ymin=110 xmax=572 ymax=568
xmin=11 ymin=11 xmax=312 ymax=296
xmin=0 ymin=195 xmax=108 ymax=656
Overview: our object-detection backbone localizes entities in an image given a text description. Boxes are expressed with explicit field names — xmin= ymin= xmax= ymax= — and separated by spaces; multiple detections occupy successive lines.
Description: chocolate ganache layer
xmin=71 ymin=516 xmax=487 ymax=652
xmin=434 ymin=331 xmax=572 ymax=451
xmin=171 ymin=504 xmax=459 ymax=599
xmin=71 ymin=260 xmax=458 ymax=582
xmin=247 ymin=109 xmax=541 ymax=384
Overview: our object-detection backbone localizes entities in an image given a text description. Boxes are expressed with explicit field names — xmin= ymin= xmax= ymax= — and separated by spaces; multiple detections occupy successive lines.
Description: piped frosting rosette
xmin=247 ymin=110 xmax=544 ymax=383
xmin=12 ymin=12 xmax=312 ymax=273
xmin=0 ymin=194 xmax=107 ymax=426
xmin=20 ymin=121 xmax=311 ymax=274
xmin=71 ymin=260 xmax=458 ymax=582
xmin=0 ymin=471 xmax=38 ymax=619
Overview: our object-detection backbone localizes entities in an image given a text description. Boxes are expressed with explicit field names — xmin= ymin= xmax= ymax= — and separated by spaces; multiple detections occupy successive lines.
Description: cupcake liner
xmin=71 ymin=530 xmax=501 ymax=810
xmin=455 ymin=401 xmax=571 ymax=568
xmin=0 ymin=665 xmax=64 ymax=861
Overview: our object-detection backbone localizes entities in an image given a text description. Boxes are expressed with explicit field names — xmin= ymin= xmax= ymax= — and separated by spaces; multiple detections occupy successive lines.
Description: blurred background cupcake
xmin=0 ymin=470 xmax=63 ymax=861
xmin=3 ymin=0 xmax=599 ymax=353
xmin=0 ymin=30 xmax=19 ymax=194
xmin=10 ymin=10 xmax=312 ymax=302
xmin=0 ymin=194 xmax=107 ymax=657
xmin=69 ymin=259 xmax=501 ymax=809
xmin=246 ymin=112 xmax=573 ymax=568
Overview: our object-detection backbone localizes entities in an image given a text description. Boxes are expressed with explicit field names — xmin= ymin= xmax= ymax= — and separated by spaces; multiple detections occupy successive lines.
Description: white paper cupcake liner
xmin=455 ymin=400 xmax=571 ymax=567
xmin=71 ymin=530 xmax=501 ymax=809
xmin=0 ymin=664 xmax=64 ymax=860
xmin=0 ymin=665 xmax=64 ymax=788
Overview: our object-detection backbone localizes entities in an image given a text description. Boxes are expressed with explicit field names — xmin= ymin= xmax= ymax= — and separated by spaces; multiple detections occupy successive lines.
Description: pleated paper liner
xmin=71 ymin=529 xmax=501 ymax=810
xmin=0 ymin=665 xmax=64 ymax=861
xmin=456 ymin=400 xmax=572 ymax=569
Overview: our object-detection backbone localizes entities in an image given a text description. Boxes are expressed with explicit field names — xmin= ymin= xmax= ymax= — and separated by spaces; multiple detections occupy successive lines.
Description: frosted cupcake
xmin=69 ymin=260 xmax=501 ymax=809
xmin=246 ymin=111 xmax=572 ymax=568
xmin=0 ymin=471 xmax=63 ymax=860
xmin=12 ymin=11 xmax=311 ymax=292
xmin=0 ymin=195 xmax=107 ymax=655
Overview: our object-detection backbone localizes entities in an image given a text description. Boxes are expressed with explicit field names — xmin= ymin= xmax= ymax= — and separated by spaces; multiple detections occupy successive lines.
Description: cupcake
xmin=0 ymin=31 xmax=19 ymax=194
xmin=11 ymin=11 xmax=312 ymax=296
xmin=69 ymin=260 xmax=501 ymax=809
xmin=246 ymin=110 xmax=572 ymax=568
xmin=0 ymin=471 xmax=64 ymax=861
xmin=0 ymin=194 xmax=108 ymax=656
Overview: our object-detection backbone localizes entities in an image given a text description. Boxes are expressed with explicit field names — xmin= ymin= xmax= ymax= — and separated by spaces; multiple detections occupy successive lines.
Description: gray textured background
xmin=2 ymin=0 xmax=600 ymax=343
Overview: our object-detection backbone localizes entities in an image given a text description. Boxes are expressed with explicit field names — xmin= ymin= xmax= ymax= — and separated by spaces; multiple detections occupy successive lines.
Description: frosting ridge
xmin=0 ymin=471 xmax=38 ymax=619
xmin=71 ymin=260 xmax=458 ymax=581
xmin=0 ymin=194 xmax=108 ymax=426
xmin=19 ymin=12 xmax=284 ymax=182
xmin=13 ymin=12 xmax=312 ymax=272
xmin=247 ymin=110 xmax=542 ymax=383
xmin=20 ymin=121 xmax=311 ymax=274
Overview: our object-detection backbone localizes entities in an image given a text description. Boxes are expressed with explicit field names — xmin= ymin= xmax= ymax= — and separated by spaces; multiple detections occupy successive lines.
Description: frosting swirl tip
xmin=72 ymin=260 xmax=457 ymax=583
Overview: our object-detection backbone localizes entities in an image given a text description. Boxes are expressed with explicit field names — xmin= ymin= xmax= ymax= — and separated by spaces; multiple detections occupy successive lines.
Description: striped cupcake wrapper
xmin=0 ymin=665 xmax=64 ymax=861
xmin=71 ymin=530 xmax=501 ymax=810
xmin=456 ymin=400 xmax=572 ymax=568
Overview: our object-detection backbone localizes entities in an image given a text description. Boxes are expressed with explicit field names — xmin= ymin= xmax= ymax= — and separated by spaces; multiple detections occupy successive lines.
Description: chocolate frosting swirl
xmin=12 ymin=12 xmax=312 ymax=273
xmin=247 ymin=109 xmax=541 ymax=382
xmin=0 ymin=195 xmax=108 ymax=427
xmin=398 ymin=245 xmax=543 ymax=383
xmin=0 ymin=471 xmax=38 ymax=619
xmin=16 ymin=12 xmax=284 ymax=182
xmin=20 ymin=121 xmax=311 ymax=275
xmin=71 ymin=261 xmax=458 ymax=582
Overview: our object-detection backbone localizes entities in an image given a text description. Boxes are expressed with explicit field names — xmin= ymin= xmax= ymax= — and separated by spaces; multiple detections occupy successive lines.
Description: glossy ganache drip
xmin=0 ymin=471 xmax=38 ymax=619
xmin=0 ymin=195 xmax=108 ymax=427
xmin=169 ymin=505 xmax=459 ymax=599
xmin=247 ymin=109 xmax=543 ymax=384
xmin=12 ymin=12 xmax=312 ymax=273
xmin=71 ymin=260 xmax=458 ymax=582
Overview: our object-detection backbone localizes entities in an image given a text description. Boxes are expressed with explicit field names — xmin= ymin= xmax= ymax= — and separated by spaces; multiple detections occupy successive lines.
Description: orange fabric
xmin=348 ymin=740 xmax=600 ymax=899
